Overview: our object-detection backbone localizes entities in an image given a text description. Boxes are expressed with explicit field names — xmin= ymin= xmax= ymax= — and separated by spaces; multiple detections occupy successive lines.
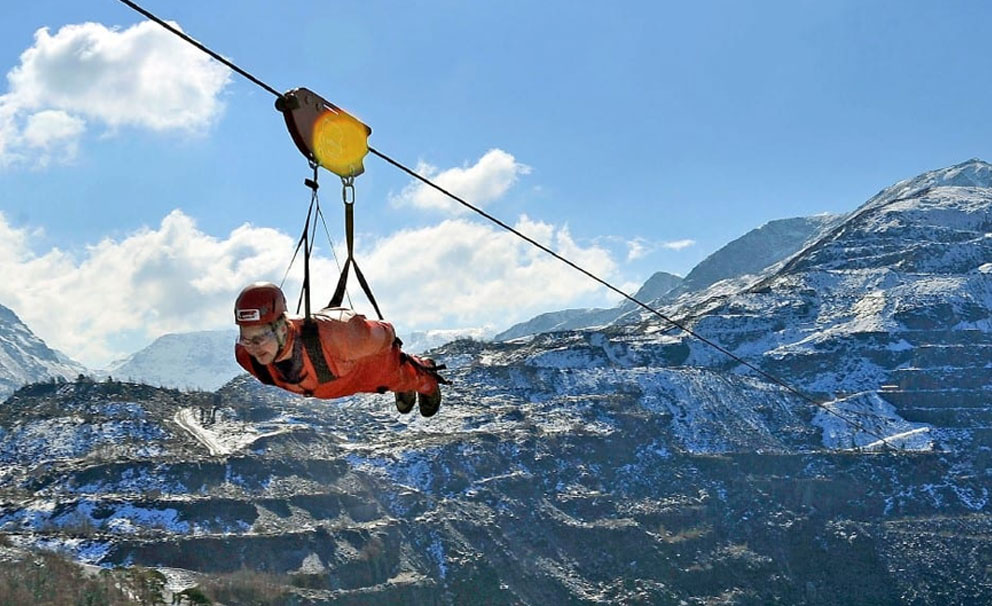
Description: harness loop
xmin=326 ymin=177 xmax=384 ymax=320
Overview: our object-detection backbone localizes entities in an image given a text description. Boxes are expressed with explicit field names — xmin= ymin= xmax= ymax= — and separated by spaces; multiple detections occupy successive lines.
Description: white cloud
xmin=623 ymin=236 xmax=696 ymax=261
xmin=0 ymin=20 xmax=231 ymax=167
xmin=21 ymin=110 xmax=86 ymax=166
xmin=23 ymin=110 xmax=85 ymax=147
xmin=662 ymin=239 xmax=696 ymax=250
xmin=0 ymin=210 xmax=295 ymax=368
xmin=358 ymin=215 xmax=618 ymax=327
xmin=390 ymin=149 xmax=531 ymax=214
xmin=0 ymin=209 xmax=623 ymax=369
xmin=0 ymin=104 xmax=18 ymax=163
xmin=626 ymin=238 xmax=649 ymax=261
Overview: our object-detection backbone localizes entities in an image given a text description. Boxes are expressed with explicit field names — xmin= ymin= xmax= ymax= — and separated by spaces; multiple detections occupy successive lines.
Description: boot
xmin=395 ymin=390 xmax=416 ymax=414
xmin=417 ymin=387 xmax=442 ymax=417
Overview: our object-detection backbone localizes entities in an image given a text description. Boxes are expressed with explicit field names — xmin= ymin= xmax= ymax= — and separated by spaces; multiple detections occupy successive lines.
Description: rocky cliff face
xmin=0 ymin=362 xmax=986 ymax=604
xmin=0 ymin=303 xmax=87 ymax=400
xmin=0 ymin=160 xmax=990 ymax=604
xmin=675 ymin=214 xmax=841 ymax=295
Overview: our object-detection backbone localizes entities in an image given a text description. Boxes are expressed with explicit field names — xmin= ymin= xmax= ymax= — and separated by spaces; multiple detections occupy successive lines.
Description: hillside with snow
xmin=647 ymin=158 xmax=992 ymax=444
xmin=0 ymin=160 xmax=990 ymax=604
xmin=674 ymin=214 xmax=842 ymax=295
xmin=397 ymin=326 xmax=493 ymax=354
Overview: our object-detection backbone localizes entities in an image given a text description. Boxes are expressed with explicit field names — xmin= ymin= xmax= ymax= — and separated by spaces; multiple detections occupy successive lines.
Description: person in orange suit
xmin=234 ymin=282 xmax=444 ymax=416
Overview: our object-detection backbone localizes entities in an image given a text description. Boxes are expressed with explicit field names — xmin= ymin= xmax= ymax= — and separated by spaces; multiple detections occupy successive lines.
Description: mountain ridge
xmin=0 ymin=302 xmax=87 ymax=399
xmin=497 ymin=213 xmax=841 ymax=342
xmin=105 ymin=329 xmax=241 ymax=392
xmin=0 ymin=159 xmax=990 ymax=603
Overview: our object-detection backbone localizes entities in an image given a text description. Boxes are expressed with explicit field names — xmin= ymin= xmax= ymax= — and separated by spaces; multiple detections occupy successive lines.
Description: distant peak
xmin=633 ymin=271 xmax=683 ymax=301
xmin=759 ymin=214 xmax=839 ymax=231
xmin=924 ymin=158 xmax=991 ymax=185
xmin=869 ymin=159 xmax=992 ymax=209
xmin=932 ymin=157 xmax=989 ymax=172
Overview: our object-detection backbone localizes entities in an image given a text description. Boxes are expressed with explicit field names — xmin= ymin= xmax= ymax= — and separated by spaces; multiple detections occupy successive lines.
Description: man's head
xmin=235 ymin=282 xmax=289 ymax=364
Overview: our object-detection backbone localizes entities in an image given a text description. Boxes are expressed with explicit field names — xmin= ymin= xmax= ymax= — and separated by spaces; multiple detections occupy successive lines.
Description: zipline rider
xmin=234 ymin=282 xmax=445 ymax=417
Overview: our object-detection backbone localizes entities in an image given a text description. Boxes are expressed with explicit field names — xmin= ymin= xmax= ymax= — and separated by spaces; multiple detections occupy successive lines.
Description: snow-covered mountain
xmin=0 ymin=302 xmax=87 ymax=400
xmin=1 ymin=160 xmax=990 ymax=604
xmin=661 ymin=159 xmax=992 ymax=420
xmin=497 ymin=214 xmax=839 ymax=341
xmin=106 ymin=330 xmax=241 ymax=391
xmin=397 ymin=326 xmax=493 ymax=354
xmin=495 ymin=271 xmax=684 ymax=341
xmin=674 ymin=213 xmax=841 ymax=294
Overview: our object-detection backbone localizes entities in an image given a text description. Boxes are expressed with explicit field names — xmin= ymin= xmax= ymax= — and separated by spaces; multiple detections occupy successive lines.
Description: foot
xmin=417 ymin=387 xmax=442 ymax=417
xmin=395 ymin=390 xmax=416 ymax=414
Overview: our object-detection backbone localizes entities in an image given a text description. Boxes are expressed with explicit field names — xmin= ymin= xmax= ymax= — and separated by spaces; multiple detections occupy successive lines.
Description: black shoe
xmin=395 ymin=390 xmax=416 ymax=414
xmin=418 ymin=388 xmax=442 ymax=417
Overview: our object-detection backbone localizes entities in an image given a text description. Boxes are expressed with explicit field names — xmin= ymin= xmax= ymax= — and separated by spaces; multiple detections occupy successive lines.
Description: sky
xmin=1 ymin=0 xmax=991 ymax=368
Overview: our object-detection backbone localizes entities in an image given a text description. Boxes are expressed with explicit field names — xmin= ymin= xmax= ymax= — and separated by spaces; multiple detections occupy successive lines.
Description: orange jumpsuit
xmin=235 ymin=308 xmax=439 ymax=399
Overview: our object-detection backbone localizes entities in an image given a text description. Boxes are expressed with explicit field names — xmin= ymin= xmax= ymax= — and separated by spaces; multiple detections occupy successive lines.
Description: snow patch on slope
xmin=813 ymin=392 xmax=932 ymax=451
xmin=173 ymin=407 xmax=304 ymax=457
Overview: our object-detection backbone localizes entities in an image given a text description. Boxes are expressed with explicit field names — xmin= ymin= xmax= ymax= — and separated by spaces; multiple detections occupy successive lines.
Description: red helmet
xmin=234 ymin=282 xmax=287 ymax=326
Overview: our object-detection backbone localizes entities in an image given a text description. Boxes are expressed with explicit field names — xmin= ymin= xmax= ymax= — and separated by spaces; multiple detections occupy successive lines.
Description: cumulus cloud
xmin=390 ymin=149 xmax=531 ymax=214
xmin=0 ymin=210 xmax=296 ymax=367
xmin=0 ymin=209 xmax=622 ymax=368
xmin=662 ymin=239 xmax=696 ymax=250
xmin=359 ymin=215 xmax=618 ymax=327
xmin=626 ymin=238 xmax=650 ymax=262
xmin=623 ymin=236 xmax=696 ymax=261
xmin=0 ymin=20 xmax=231 ymax=167
xmin=21 ymin=110 xmax=86 ymax=166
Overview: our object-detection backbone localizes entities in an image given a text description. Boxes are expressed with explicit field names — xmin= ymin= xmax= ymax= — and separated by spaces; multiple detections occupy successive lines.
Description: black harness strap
xmin=397 ymin=343 xmax=452 ymax=386
xmin=248 ymin=328 xmax=335 ymax=388
xmin=327 ymin=182 xmax=384 ymax=320
xmin=301 ymin=319 xmax=336 ymax=384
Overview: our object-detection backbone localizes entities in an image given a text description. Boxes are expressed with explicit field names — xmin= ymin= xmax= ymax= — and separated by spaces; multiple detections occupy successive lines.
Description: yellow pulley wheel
xmin=312 ymin=110 xmax=369 ymax=178
xmin=277 ymin=87 xmax=371 ymax=178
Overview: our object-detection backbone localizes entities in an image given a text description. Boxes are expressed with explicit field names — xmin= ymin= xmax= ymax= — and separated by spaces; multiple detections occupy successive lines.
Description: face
xmin=238 ymin=324 xmax=281 ymax=365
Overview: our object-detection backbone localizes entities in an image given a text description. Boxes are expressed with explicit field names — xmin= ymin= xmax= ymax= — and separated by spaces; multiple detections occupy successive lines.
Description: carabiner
xmin=341 ymin=176 xmax=356 ymax=206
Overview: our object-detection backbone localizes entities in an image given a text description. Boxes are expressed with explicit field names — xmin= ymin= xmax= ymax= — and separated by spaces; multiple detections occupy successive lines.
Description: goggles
xmin=237 ymin=329 xmax=276 ymax=348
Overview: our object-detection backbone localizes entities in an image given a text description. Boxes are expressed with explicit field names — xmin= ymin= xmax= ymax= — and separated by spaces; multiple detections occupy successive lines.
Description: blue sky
xmin=1 ymin=0 xmax=991 ymax=367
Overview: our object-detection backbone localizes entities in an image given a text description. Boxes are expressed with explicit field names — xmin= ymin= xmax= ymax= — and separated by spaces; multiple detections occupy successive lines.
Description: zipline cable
xmin=369 ymin=147 xmax=900 ymax=450
xmin=115 ymin=0 xmax=903 ymax=451
xmin=117 ymin=0 xmax=284 ymax=100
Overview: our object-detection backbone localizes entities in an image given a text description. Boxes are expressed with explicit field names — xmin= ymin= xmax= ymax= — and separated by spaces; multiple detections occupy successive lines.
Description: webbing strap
xmin=284 ymin=163 xmax=320 ymax=319
xmin=327 ymin=194 xmax=384 ymax=320
xmin=301 ymin=165 xmax=319 ymax=320
xmin=398 ymin=348 xmax=452 ymax=386
xmin=301 ymin=319 xmax=336 ymax=383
